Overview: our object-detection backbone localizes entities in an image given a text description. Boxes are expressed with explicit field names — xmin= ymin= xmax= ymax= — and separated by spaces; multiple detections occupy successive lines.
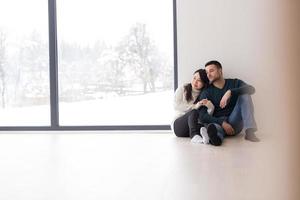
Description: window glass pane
xmin=0 ymin=0 xmax=50 ymax=126
xmin=57 ymin=0 xmax=174 ymax=125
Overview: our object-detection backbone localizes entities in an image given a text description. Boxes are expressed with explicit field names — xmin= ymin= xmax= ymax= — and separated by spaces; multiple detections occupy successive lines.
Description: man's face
xmin=205 ymin=64 xmax=222 ymax=83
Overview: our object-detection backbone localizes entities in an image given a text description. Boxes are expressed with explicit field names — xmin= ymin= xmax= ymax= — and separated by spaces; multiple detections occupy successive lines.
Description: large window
xmin=0 ymin=0 xmax=50 ymax=126
xmin=57 ymin=0 xmax=174 ymax=126
xmin=0 ymin=0 xmax=176 ymax=129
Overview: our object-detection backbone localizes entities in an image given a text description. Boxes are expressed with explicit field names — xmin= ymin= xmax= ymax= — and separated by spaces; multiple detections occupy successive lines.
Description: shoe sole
xmin=207 ymin=124 xmax=222 ymax=146
xmin=200 ymin=128 xmax=209 ymax=144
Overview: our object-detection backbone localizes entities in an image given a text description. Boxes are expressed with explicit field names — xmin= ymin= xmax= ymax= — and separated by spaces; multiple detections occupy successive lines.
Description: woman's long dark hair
xmin=184 ymin=69 xmax=209 ymax=102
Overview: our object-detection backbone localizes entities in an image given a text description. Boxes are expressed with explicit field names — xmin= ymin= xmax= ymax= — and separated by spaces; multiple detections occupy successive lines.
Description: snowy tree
xmin=0 ymin=30 xmax=6 ymax=108
xmin=16 ymin=31 xmax=49 ymax=105
xmin=117 ymin=23 xmax=163 ymax=93
xmin=157 ymin=57 xmax=173 ymax=89
xmin=96 ymin=46 xmax=127 ymax=95
xmin=58 ymin=40 xmax=111 ymax=101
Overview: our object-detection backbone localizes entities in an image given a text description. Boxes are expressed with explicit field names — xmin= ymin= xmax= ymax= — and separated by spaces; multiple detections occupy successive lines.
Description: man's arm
xmin=230 ymin=79 xmax=255 ymax=96
xmin=220 ymin=79 xmax=255 ymax=108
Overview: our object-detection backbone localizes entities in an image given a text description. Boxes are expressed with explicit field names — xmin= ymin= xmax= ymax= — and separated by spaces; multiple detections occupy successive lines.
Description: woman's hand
xmin=194 ymin=99 xmax=207 ymax=109
xmin=195 ymin=99 xmax=214 ymax=109
xmin=199 ymin=99 xmax=208 ymax=106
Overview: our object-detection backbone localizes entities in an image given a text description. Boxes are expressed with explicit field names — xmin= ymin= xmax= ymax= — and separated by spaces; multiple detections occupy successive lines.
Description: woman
xmin=171 ymin=69 xmax=214 ymax=144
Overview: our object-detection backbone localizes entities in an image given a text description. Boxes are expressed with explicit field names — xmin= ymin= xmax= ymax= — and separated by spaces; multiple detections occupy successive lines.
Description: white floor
xmin=0 ymin=131 xmax=298 ymax=200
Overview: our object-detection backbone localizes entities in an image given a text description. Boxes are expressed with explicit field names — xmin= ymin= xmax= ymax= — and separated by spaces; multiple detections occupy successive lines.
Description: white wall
xmin=176 ymin=0 xmax=300 ymax=199
xmin=177 ymin=0 xmax=298 ymax=86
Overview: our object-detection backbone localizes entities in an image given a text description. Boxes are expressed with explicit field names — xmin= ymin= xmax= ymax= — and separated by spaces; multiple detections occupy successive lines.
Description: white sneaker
xmin=200 ymin=127 xmax=209 ymax=144
xmin=191 ymin=135 xmax=203 ymax=143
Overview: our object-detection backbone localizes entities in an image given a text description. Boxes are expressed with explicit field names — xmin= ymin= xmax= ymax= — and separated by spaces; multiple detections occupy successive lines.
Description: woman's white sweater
xmin=171 ymin=84 xmax=214 ymax=130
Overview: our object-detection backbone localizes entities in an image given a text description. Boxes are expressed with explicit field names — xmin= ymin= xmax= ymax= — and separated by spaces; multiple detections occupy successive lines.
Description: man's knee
xmin=238 ymin=94 xmax=252 ymax=102
xmin=236 ymin=94 xmax=255 ymax=113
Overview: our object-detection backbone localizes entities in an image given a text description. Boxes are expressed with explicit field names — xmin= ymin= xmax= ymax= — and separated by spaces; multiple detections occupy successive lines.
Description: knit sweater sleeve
xmin=230 ymin=79 xmax=255 ymax=96
xmin=173 ymin=86 xmax=194 ymax=113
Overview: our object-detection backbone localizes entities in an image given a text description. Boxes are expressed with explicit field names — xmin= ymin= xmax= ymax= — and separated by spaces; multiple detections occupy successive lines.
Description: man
xmin=197 ymin=60 xmax=259 ymax=146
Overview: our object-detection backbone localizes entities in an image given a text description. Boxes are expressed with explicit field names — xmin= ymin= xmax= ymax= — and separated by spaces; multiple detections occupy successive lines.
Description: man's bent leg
xmin=228 ymin=94 xmax=259 ymax=141
xmin=239 ymin=94 xmax=257 ymax=131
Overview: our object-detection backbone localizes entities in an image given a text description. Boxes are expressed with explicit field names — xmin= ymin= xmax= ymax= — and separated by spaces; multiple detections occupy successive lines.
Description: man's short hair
xmin=205 ymin=60 xmax=222 ymax=69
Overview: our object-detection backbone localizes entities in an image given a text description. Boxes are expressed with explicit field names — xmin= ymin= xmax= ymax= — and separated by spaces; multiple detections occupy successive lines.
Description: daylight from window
xmin=57 ymin=0 xmax=174 ymax=125
xmin=0 ymin=0 xmax=174 ymax=126
xmin=0 ymin=0 xmax=50 ymax=126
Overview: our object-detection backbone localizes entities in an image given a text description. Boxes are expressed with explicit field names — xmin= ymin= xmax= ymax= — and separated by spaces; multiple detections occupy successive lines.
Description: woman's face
xmin=191 ymin=72 xmax=204 ymax=90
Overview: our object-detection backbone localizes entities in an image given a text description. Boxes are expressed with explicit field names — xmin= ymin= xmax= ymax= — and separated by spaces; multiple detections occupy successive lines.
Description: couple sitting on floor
xmin=172 ymin=60 xmax=259 ymax=146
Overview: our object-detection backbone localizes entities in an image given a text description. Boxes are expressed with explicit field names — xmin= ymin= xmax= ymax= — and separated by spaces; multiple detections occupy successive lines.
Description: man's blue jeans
xmin=212 ymin=94 xmax=257 ymax=141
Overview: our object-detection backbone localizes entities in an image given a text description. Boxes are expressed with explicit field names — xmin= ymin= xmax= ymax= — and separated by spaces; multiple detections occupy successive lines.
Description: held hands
xmin=195 ymin=99 xmax=214 ymax=110
xmin=220 ymin=90 xmax=232 ymax=108
xmin=222 ymin=121 xmax=235 ymax=135
xmin=199 ymin=99 xmax=208 ymax=105
xmin=195 ymin=99 xmax=208 ymax=109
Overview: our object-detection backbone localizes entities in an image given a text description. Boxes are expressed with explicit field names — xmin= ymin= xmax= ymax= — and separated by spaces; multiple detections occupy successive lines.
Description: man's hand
xmin=220 ymin=90 xmax=231 ymax=108
xmin=222 ymin=121 xmax=235 ymax=135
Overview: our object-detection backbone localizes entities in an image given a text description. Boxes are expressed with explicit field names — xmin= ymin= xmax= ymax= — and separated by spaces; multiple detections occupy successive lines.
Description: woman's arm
xmin=173 ymin=86 xmax=194 ymax=113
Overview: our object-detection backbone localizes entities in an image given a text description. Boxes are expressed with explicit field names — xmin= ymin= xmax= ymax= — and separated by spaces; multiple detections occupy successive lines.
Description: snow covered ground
xmin=0 ymin=91 xmax=174 ymax=126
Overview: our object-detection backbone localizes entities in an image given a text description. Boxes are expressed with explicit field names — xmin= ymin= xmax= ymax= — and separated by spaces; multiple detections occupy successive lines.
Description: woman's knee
xmin=173 ymin=129 xmax=189 ymax=137
xmin=174 ymin=132 xmax=188 ymax=137
xmin=173 ymin=120 xmax=189 ymax=137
